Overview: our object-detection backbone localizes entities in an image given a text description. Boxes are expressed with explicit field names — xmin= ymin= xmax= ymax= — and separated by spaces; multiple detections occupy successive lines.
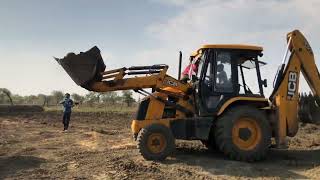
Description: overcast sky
xmin=0 ymin=0 xmax=319 ymax=97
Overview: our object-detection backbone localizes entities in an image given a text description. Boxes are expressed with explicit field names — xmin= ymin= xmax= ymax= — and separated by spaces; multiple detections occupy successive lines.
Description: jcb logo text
xmin=287 ymin=71 xmax=298 ymax=100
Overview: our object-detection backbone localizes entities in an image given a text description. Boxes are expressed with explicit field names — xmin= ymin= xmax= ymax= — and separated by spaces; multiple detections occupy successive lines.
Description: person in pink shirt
xmin=181 ymin=55 xmax=201 ymax=83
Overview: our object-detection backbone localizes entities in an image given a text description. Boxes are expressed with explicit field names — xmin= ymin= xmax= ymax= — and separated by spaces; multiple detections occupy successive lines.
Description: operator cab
xmin=194 ymin=44 xmax=267 ymax=115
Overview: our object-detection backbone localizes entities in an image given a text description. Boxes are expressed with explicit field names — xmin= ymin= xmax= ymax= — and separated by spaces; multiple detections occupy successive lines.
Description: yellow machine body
xmin=57 ymin=30 xmax=320 ymax=161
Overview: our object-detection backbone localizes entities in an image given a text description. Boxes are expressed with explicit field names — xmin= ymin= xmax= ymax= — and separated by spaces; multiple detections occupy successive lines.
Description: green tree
xmin=25 ymin=95 xmax=37 ymax=105
xmin=46 ymin=95 xmax=55 ymax=106
xmin=0 ymin=93 xmax=8 ymax=104
xmin=84 ymin=92 xmax=100 ymax=106
xmin=12 ymin=94 xmax=24 ymax=105
xmin=0 ymin=88 xmax=13 ymax=105
xmin=121 ymin=90 xmax=135 ymax=107
xmin=71 ymin=93 xmax=84 ymax=104
xmin=37 ymin=94 xmax=48 ymax=106
xmin=51 ymin=91 xmax=64 ymax=105
xmin=100 ymin=92 xmax=119 ymax=105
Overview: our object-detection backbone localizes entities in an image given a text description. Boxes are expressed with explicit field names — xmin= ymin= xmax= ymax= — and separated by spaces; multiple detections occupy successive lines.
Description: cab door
xmin=198 ymin=49 xmax=238 ymax=115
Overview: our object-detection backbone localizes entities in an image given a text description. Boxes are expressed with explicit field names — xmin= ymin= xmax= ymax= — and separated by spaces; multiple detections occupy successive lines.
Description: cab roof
xmin=198 ymin=44 xmax=263 ymax=51
xmin=190 ymin=51 xmax=198 ymax=57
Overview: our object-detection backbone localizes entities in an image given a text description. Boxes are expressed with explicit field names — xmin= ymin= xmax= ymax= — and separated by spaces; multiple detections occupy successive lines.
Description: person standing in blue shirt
xmin=60 ymin=93 xmax=74 ymax=131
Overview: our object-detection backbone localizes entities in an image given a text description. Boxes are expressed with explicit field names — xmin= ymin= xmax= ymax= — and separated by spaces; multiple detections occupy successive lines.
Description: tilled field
xmin=1 ymin=111 xmax=320 ymax=179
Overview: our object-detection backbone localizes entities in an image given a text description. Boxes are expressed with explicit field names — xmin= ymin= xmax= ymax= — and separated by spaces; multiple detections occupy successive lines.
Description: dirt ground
xmin=1 ymin=111 xmax=320 ymax=180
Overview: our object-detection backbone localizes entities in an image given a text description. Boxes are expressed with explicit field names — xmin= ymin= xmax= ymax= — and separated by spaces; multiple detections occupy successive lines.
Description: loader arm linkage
xmin=91 ymin=65 xmax=191 ymax=94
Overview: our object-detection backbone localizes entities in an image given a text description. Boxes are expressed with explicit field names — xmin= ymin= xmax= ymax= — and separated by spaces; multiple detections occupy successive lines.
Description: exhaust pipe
xmin=55 ymin=46 xmax=106 ymax=91
xmin=178 ymin=51 xmax=182 ymax=80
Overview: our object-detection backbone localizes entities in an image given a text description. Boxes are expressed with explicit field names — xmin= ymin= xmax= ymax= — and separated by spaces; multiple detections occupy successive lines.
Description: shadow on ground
xmin=0 ymin=155 xmax=46 ymax=179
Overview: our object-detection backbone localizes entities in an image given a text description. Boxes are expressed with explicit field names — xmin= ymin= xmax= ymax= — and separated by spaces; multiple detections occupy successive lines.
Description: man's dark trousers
xmin=63 ymin=112 xmax=71 ymax=130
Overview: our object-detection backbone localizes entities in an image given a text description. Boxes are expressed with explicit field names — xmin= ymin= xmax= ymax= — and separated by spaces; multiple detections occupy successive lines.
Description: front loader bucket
xmin=299 ymin=95 xmax=320 ymax=124
xmin=55 ymin=46 xmax=106 ymax=91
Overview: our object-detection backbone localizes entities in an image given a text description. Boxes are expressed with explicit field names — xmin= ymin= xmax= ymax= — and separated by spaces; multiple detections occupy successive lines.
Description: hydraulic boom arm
xmin=270 ymin=30 xmax=320 ymax=146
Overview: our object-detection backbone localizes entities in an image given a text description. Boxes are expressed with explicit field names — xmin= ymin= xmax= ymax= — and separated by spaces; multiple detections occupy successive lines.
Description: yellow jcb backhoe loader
xmin=55 ymin=30 xmax=320 ymax=162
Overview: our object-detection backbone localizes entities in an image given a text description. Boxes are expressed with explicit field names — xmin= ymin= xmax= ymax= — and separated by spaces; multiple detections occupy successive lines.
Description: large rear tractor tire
xmin=137 ymin=124 xmax=175 ymax=161
xmin=214 ymin=106 xmax=271 ymax=162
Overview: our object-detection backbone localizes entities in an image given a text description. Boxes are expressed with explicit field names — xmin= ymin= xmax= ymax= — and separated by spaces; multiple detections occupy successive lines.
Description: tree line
xmin=299 ymin=92 xmax=319 ymax=112
xmin=0 ymin=88 xmax=136 ymax=107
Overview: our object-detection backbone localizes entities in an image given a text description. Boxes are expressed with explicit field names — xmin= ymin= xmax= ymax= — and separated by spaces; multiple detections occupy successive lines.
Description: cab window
xmin=214 ymin=51 xmax=233 ymax=93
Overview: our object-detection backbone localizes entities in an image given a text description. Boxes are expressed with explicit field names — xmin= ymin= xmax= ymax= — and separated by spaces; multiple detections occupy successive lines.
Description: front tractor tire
xmin=215 ymin=106 xmax=271 ymax=162
xmin=137 ymin=124 xmax=175 ymax=161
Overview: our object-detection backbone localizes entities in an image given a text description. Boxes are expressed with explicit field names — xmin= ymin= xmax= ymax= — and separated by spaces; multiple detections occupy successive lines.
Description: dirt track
xmin=1 ymin=111 xmax=320 ymax=179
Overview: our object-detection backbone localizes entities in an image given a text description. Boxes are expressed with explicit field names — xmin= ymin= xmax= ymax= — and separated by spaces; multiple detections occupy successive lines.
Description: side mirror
xmin=262 ymin=79 xmax=267 ymax=88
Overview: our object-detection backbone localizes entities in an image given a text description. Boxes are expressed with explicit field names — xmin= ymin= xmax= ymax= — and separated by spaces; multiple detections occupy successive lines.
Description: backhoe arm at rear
xmin=270 ymin=30 xmax=320 ymax=146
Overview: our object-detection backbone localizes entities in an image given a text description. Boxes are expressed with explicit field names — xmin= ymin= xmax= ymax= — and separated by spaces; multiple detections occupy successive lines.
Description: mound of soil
xmin=0 ymin=105 xmax=44 ymax=114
